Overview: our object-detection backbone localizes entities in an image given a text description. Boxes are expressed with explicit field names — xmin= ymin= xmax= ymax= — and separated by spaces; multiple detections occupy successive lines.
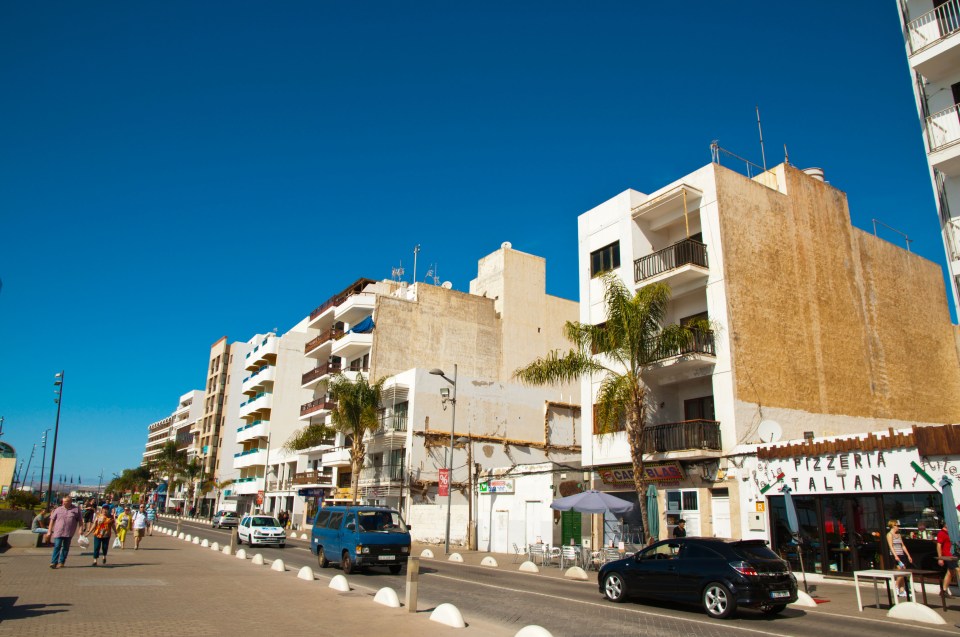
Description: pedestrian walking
xmin=90 ymin=504 xmax=117 ymax=566
xmin=82 ymin=498 xmax=96 ymax=534
xmin=132 ymin=504 xmax=148 ymax=550
xmin=145 ymin=503 xmax=157 ymax=535
xmin=116 ymin=506 xmax=131 ymax=549
xmin=886 ymin=520 xmax=914 ymax=597
xmin=43 ymin=496 xmax=84 ymax=569
xmin=937 ymin=520 xmax=959 ymax=597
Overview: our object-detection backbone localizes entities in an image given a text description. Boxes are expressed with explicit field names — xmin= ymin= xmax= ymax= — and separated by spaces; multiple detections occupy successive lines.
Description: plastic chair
xmin=560 ymin=545 xmax=581 ymax=569
xmin=547 ymin=546 xmax=562 ymax=567
xmin=528 ymin=543 xmax=546 ymax=565
xmin=602 ymin=547 xmax=622 ymax=564
xmin=512 ymin=543 xmax=527 ymax=564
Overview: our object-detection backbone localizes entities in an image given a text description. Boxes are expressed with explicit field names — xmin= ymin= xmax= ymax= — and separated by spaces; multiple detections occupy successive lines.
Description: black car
xmin=598 ymin=537 xmax=798 ymax=619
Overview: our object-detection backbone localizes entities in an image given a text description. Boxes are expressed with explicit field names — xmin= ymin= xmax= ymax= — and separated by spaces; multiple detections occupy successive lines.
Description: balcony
xmin=331 ymin=330 xmax=372 ymax=361
xmin=643 ymin=420 xmax=721 ymax=454
xmin=245 ymin=337 xmax=278 ymax=371
xmin=907 ymin=0 xmax=960 ymax=80
xmin=322 ymin=447 xmax=352 ymax=468
xmin=335 ymin=292 xmax=376 ymax=326
xmin=631 ymin=183 xmax=703 ymax=232
xmin=292 ymin=471 xmax=334 ymax=487
xmin=358 ymin=463 xmax=404 ymax=486
xmin=239 ymin=392 xmax=273 ymax=419
xmin=233 ymin=448 xmax=267 ymax=469
xmin=926 ymin=104 xmax=960 ymax=176
xmin=307 ymin=278 xmax=378 ymax=328
xmin=236 ymin=419 xmax=269 ymax=442
xmin=233 ymin=477 xmax=263 ymax=495
xmin=299 ymin=398 xmax=337 ymax=420
xmin=242 ymin=365 xmax=275 ymax=394
xmin=634 ymin=238 xmax=708 ymax=290
xmin=642 ymin=332 xmax=716 ymax=384
xmin=305 ymin=326 xmax=345 ymax=359
xmin=301 ymin=360 xmax=342 ymax=389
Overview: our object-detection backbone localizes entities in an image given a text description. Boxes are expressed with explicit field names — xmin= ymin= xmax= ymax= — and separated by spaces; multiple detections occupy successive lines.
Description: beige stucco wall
xmin=715 ymin=163 xmax=960 ymax=430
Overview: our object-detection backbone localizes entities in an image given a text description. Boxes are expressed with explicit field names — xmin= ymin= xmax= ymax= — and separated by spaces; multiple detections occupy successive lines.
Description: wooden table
xmin=904 ymin=568 xmax=944 ymax=609
xmin=853 ymin=569 xmax=914 ymax=611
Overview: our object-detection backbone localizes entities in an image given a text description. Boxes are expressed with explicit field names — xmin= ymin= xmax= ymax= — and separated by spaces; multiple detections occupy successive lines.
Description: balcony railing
xmin=300 ymin=398 xmax=337 ymax=417
xmin=308 ymin=278 xmax=378 ymax=321
xmin=301 ymin=361 xmax=342 ymax=385
xmin=927 ymin=103 xmax=960 ymax=153
xmin=634 ymin=238 xmax=708 ymax=283
xmin=907 ymin=0 xmax=960 ymax=54
xmin=239 ymin=391 xmax=271 ymax=408
xmin=644 ymin=420 xmax=721 ymax=453
xmin=359 ymin=463 xmax=404 ymax=483
xmin=292 ymin=471 xmax=334 ymax=486
xmin=645 ymin=331 xmax=716 ymax=362
xmin=304 ymin=327 xmax=345 ymax=354
xmin=233 ymin=447 xmax=265 ymax=458
xmin=376 ymin=411 xmax=408 ymax=433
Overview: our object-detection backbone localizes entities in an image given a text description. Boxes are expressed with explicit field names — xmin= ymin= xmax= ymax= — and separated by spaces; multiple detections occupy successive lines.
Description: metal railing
xmin=358 ymin=463 xmax=404 ymax=484
xmin=301 ymin=361 xmax=342 ymax=385
xmin=376 ymin=410 xmax=408 ymax=433
xmin=644 ymin=419 xmax=721 ymax=453
xmin=308 ymin=278 xmax=378 ymax=320
xmin=292 ymin=471 xmax=334 ymax=486
xmin=645 ymin=331 xmax=716 ymax=362
xmin=634 ymin=238 xmax=708 ymax=283
xmin=300 ymin=398 xmax=336 ymax=416
xmin=907 ymin=0 xmax=960 ymax=54
xmin=304 ymin=327 xmax=345 ymax=354
xmin=927 ymin=103 xmax=960 ymax=152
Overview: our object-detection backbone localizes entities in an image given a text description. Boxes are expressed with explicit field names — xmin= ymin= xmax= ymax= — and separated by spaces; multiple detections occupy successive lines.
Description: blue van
xmin=310 ymin=506 xmax=412 ymax=574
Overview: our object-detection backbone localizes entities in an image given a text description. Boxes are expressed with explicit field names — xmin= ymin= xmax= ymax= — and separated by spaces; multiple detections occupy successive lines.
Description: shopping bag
xmin=77 ymin=534 xmax=90 ymax=548
xmin=113 ymin=536 xmax=121 ymax=549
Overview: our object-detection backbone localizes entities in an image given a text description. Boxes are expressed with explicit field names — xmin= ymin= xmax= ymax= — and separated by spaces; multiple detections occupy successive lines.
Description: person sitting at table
xmin=886 ymin=520 xmax=913 ymax=598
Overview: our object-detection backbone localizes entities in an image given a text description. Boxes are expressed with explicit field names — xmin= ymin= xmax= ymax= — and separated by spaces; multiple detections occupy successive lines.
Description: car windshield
xmin=222 ymin=512 xmax=236 ymax=518
xmin=356 ymin=510 xmax=407 ymax=533
xmin=733 ymin=541 xmax=781 ymax=561
xmin=251 ymin=517 xmax=279 ymax=527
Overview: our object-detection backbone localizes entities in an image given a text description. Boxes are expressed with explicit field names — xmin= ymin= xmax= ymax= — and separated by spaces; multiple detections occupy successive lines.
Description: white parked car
xmin=237 ymin=515 xmax=286 ymax=548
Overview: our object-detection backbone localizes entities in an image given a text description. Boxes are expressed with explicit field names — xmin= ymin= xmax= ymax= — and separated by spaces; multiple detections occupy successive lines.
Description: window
xmin=682 ymin=543 xmax=722 ymax=560
xmin=314 ymin=510 xmax=331 ymax=527
xmin=590 ymin=242 xmax=621 ymax=277
xmin=683 ymin=396 xmax=715 ymax=421
xmin=326 ymin=512 xmax=344 ymax=529
xmin=640 ymin=541 xmax=681 ymax=560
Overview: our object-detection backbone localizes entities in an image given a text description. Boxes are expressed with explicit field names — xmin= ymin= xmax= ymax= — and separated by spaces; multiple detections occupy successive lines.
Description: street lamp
xmin=38 ymin=429 xmax=50 ymax=500
xmin=429 ymin=365 xmax=457 ymax=554
xmin=46 ymin=371 xmax=64 ymax=508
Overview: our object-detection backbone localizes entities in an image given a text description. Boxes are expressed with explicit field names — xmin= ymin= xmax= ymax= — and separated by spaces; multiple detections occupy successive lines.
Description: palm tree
xmin=514 ymin=272 xmax=710 ymax=540
xmin=328 ymin=372 xmax=386 ymax=505
xmin=181 ymin=460 xmax=203 ymax=513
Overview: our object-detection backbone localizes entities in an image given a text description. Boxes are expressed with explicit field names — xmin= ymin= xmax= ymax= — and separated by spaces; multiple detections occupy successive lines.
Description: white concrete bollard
xmin=329 ymin=574 xmax=350 ymax=591
xmin=430 ymin=603 xmax=466 ymax=628
xmin=251 ymin=553 xmax=264 ymax=565
xmin=297 ymin=565 xmax=315 ymax=581
xmin=448 ymin=553 xmax=464 ymax=562
xmin=300 ymin=533 xmax=308 ymax=540
xmin=271 ymin=559 xmax=286 ymax=572
xmin=210 ymin=542 xmax=220 ymax=551
xmin=184 ymin=534 xmax=192 ymax=542
xmin=480 ymin=556 xmax=498 ymax=567
xmin=790 ymin=591 xmax=818 ymax=608
xmin=564 ymin=566 xmax=588 ymax=581
xmin=374 ymin=587 xmax=401 ymax=608
xmin=887 ymin=601 xmax=946 ymax=625
xmin=235 ymin=549 xmax=247 ymax=559
xmin=178 ymin=532 xmax=185 ymax=539
xmin=192 ymin=537 xmax=200 ymax=544
xmin=222 ymin=545 xmax=232 ymax=555
xmin=420 ymin=548 xmax=434 ymax=558
xmin=518 ymin=560 xmax=540 ymax=573
xmin=201 ymin=539 xmax=209 ymax=548
xmin=515 ymin=627 xmax=554 ymax=637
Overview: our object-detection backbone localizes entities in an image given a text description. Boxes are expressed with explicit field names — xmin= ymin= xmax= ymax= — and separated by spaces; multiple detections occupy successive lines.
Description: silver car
xmin=212 ymin=510 xmax=239 ymax=529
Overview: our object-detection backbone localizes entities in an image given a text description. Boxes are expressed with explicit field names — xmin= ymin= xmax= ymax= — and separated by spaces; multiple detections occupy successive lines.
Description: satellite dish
xmin=501 ymin=241 xmax=512 ymax=249
xmin=757 ymin=420 xmax=782 ymax=443
xmin=441 ymin=281 xmax=453 ymax=289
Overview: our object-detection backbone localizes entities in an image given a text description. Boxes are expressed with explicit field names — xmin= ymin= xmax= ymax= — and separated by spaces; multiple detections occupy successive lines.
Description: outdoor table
xmin=853 ymin=569 xmax=914 ymax=611
xmin=904 ymin=568 xmax=943 ymax=609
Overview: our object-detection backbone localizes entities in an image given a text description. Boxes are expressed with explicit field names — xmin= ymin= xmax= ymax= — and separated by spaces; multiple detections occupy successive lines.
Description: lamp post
xmin=429 ymin=365 xmax=457 ymax=554
xmin=46 ymin=371 xmax=64 ymax=508
xmin=38 ymin=429 xmax=50 ymax=502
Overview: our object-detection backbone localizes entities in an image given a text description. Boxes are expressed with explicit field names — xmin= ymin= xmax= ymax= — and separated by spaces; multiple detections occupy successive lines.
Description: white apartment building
xmin=140 ymin=389 xmax=203 ymax=510
xmin=578 ymin=159 xmax=960 ymax=560
xmin=896 ymin=0 xmax=960 ymax=313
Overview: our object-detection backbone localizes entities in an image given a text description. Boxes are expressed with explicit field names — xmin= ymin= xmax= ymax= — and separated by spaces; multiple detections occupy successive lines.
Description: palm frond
xmin=513 ymin=349 xmax=607 ymax=386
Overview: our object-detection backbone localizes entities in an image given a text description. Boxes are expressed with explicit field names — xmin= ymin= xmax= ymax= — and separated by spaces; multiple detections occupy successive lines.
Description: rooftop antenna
xmin=784 ymin=144 xmax=789 ymax=166
xmin=756 ymin=105 xmax=767 ymax=172
xmin=424 ymin=264 xmax=440 ymax=285
xmin=413 ymin=244 xmax=420 ymax=285
xmin=391 ymin=260 xmax=405 ymax=283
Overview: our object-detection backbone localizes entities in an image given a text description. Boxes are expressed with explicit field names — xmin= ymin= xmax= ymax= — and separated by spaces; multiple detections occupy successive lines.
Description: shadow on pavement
xmin=0 ymin=597 xmax=71 ymax=620
xmin=617 ymin=597 xmax=807 ymax=622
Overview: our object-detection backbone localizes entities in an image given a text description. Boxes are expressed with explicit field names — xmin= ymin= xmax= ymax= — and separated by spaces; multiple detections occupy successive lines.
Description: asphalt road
xmin=169 ymin=519 xmax=957 ymax=637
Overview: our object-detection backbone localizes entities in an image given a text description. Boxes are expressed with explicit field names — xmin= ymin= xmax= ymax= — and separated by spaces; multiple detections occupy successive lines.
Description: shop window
xmin=590 ymin=242 xmax=621 ymax=277
xmin=665 ymin=488 xmax=699 ymax=536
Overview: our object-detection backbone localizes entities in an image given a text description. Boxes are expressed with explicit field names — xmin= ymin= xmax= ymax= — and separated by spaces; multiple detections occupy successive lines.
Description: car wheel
xmin=237 ymin=536 xmax=242 ymax=545
xmin=602 ymin=572 xmax=627 ymax=603
xmin=342 ymin=552 xmax=355 ymax=575
xmin=317 ymin=547 xmax=329 ymax=568
xmin=703 ymin=582 xmax=737 ymax=619
xmin=389 ymin=564 xmax=402 ymax=574
xmin=762 ymin=604 xmax=787 ymax=615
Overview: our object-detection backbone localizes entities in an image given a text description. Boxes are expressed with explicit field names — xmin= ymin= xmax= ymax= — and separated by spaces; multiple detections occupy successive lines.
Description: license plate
xmin=378 ymin=555 xmax=396 ymax=561
xmin=771 ymin=590 xmax=790 ymax=599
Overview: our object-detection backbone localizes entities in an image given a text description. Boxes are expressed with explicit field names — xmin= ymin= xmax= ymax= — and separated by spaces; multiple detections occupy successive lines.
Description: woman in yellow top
xmin=116 ymin=506 xmax=131 ymax=549
xmin=91 ymin=504 xmax=117 ymax=566
xmin=886 ymin=520 xmax=914 ymax=598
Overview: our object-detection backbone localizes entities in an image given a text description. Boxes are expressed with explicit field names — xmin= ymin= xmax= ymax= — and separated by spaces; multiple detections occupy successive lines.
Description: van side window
xmin=345 ymin=514 xmax=356 ymax=529
xmin=314 ymin=510 xmax=331 ymax=528
xmin=326 ymin=512 xmax=344 ymax=529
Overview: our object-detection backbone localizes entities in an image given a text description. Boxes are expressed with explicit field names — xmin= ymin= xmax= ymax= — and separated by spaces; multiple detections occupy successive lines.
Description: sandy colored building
xmin=578 ymin=159 xmax=960 ymax=550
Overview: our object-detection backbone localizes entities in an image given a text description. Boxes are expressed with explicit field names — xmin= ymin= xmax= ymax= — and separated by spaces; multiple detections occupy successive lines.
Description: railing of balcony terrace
xmin=301 ymin=361 xmax=342 ymax=385
xmin=907 ymin=0 xmax=960 ymax=54
xmin=300 ymin=398 xmax=336 ymax=416
xmin=643 ymin=420 xmax=721 ymax=453
xmin=634 ymin=238 xmax=708 ymax=283
xmin=644 ymin=331 xmax=716 ymax=362
xmin=304 ymin=327 xmax=345 ymax=354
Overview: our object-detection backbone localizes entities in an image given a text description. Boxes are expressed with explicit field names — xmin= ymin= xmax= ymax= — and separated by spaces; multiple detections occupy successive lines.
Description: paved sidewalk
xmin=0 ymin=533 xmax=514 ymax=636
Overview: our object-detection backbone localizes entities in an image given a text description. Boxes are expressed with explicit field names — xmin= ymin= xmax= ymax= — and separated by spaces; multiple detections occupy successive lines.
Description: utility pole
xmin=19 ymin=444 xmax=36 ymax=493
xmin=46 ymin=371 xmax=64 ymax=508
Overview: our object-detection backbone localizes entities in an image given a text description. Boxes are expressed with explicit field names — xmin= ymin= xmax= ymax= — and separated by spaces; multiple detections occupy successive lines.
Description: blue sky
xmin=0 ymin=1 xmax=950 ymax=484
